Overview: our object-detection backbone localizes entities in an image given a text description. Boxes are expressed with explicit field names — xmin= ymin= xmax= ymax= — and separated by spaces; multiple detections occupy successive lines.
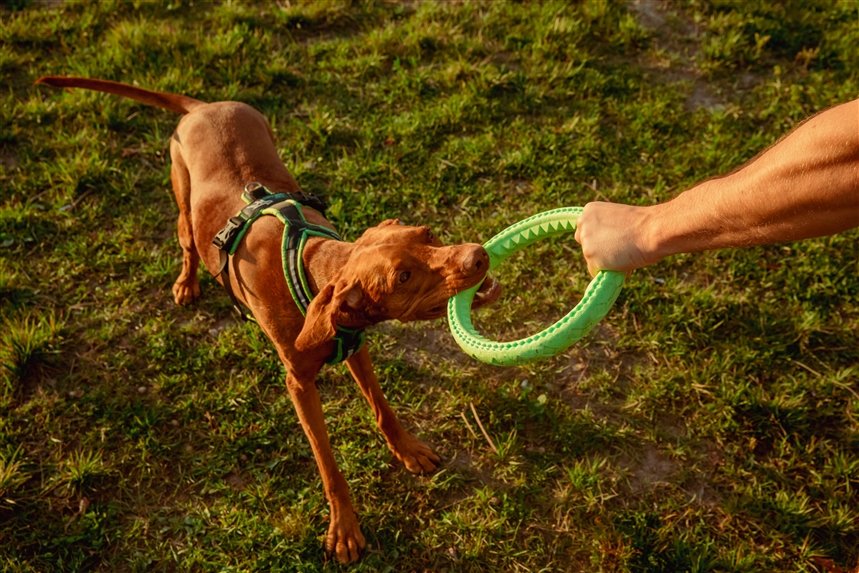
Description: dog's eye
xmin=398 ymin=271 xmax=411 ymax=284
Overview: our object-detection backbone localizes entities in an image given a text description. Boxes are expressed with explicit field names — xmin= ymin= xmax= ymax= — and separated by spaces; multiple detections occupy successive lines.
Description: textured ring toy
xmin=447 ymin=207 xmax=624 ymax=366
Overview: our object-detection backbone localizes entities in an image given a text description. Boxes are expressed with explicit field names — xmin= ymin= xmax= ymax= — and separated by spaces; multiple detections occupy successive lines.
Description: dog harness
xmin=212 ymin=182 xmax=365 ymax=364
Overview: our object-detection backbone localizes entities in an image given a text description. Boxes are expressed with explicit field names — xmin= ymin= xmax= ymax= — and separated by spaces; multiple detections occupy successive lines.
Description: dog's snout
xmin=461 ymin=246 xmax=489 ymax=275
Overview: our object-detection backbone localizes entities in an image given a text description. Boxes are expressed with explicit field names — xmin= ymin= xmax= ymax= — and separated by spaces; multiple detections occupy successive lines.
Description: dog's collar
xmin=212 ymin=182 xmax=365 ymax=364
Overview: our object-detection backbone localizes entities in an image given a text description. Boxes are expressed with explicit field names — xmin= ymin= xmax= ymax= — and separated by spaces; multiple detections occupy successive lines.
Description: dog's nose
xmin=461 ymin=245 xmax=489 ymax=276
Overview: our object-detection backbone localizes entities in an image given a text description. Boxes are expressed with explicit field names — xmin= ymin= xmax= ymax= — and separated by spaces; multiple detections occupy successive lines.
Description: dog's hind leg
xmin=169 ymin=141 xmax=201 ymax=305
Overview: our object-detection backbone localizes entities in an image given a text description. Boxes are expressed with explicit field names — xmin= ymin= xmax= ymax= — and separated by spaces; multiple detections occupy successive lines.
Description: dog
xmin=36 ymin=76 xmax=500 ymax=564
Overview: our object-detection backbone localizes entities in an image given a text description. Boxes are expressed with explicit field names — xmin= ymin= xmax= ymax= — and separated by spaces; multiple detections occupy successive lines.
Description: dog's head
xmin=294 ymin=219 xmax=500 ymax=352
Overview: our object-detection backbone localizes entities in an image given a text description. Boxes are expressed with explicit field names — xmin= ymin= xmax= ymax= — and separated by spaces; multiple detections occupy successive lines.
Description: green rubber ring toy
xmin=447 ymin=207 xmax=624 ymax=366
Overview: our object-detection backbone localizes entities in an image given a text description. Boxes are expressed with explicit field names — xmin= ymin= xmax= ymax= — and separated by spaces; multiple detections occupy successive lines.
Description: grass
xmin=1 ymin=311 xmax=64 ymax=402
xmin=1 ymin=0 xmax=857 ymax=571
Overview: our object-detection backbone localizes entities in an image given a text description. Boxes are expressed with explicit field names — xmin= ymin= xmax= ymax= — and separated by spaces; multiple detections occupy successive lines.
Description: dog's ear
xmin=355 ymin=218 xmax=403 ymax=245
xmin=294 ymin=280 xmax=364 ymax=352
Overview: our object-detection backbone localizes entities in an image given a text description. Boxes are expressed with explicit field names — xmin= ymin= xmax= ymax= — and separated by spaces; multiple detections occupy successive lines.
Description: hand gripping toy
xmin=447 ymin=207 xmax=624 ymax=366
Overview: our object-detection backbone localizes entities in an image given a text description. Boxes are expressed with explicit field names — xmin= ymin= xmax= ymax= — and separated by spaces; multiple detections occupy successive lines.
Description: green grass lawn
xmin=2 ymin=1 xmax=857 ymax=571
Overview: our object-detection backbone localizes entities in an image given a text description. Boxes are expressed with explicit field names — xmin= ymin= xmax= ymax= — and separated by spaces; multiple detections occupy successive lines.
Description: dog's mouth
xmin=471 ymin=275 xmax=501 ymax=309
xmin=418 ymin=275 xmax=501 ymax=319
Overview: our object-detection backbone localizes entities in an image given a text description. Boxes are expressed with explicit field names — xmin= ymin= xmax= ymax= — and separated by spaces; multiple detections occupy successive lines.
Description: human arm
xmin=574 ymin=98 xmax=859 ymax=275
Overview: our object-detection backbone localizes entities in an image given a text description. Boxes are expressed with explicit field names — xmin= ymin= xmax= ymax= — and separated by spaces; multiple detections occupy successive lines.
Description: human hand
xmin=574 ymin=201 xmax=657 ymax=276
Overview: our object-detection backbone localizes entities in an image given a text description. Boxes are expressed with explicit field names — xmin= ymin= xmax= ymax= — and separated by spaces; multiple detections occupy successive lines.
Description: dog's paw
xmin=172 ymin=279 xmax=201 ymax=306
xmin=326 ymin=509 xmax=366 ymax=564
xmin=392 ymin=434 xmax=441 ymax=474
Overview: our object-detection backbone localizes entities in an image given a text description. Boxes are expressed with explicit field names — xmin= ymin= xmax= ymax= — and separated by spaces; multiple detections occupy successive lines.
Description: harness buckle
xmin=212 ymin=216 xmax=245 ymax=251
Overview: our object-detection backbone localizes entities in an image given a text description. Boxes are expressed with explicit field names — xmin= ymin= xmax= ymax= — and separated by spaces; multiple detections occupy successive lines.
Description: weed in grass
xmin=562 ymin=455 xmax=620 ymax=513
xmin=52 ymin=449 xmax=108 ymax=496
xmin=0 ymin=312 xmax=63 ymax=398
xmin=0 ymin=446 xmax=28 ymax=509
xmin=0 ymin=271 xmax=33 ymax=310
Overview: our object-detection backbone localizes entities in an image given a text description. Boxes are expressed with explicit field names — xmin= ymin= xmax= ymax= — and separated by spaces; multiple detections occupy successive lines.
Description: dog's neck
xmin=301 ymin=237 xmax=356 ymax=294
xmin=302 ymin=237 xmax=382 ymax=329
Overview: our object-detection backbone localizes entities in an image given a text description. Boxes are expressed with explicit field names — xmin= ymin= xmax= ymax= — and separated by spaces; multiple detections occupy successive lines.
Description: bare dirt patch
xmin=629 ymin=0 xmax=725 ymax=111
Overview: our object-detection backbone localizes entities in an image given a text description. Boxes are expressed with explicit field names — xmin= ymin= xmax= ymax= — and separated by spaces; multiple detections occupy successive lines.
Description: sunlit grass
xmin=0 ymin=447 xmax=28 ymax=509
xmin=1 ymin=1 xmax=857 ymax=571
xmin=1 ymin=312 xmax=63 ymax=398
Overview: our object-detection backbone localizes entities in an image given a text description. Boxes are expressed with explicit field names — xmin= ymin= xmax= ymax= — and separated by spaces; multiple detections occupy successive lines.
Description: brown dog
xmin=37 ymin=76 xmax=500 ymax=564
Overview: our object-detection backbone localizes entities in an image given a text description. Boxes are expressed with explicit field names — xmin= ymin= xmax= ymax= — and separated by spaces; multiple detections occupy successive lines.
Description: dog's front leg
xmin=346 ymin=347 xmax=440 ymax=474
xmin=285 ymin=373 xmax=366 ymax=563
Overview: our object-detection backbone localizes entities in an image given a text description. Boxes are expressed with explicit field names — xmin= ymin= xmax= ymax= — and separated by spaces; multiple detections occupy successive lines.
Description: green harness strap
xmin=212 ymin=184 xmax=365 ymax=364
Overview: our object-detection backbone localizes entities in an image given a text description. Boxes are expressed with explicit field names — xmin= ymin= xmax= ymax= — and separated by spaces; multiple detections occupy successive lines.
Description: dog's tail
xmin=35 ymin=76 xmax=205 ymax=115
